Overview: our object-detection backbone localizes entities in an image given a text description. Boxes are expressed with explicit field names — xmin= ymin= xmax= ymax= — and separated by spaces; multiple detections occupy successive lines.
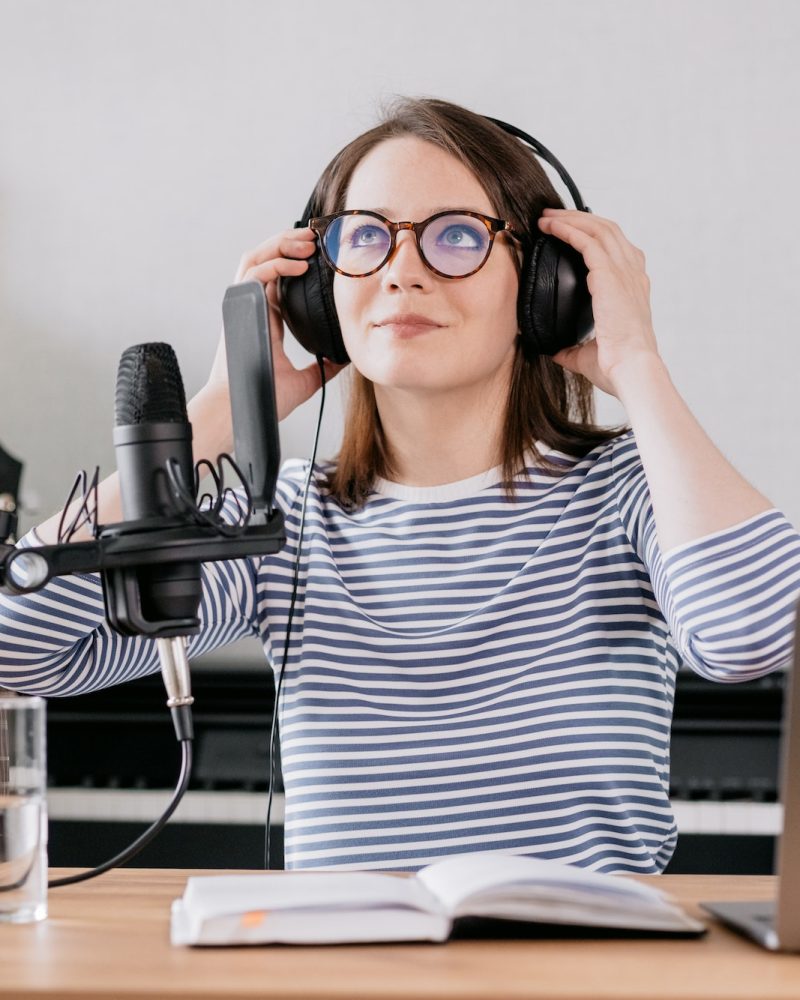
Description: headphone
xmin=279 ymin=116 xmax=594 ymax=365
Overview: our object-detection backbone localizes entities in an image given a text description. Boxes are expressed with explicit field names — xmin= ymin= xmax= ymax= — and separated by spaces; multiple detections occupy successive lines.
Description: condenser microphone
xmin=107 ymin=343 xmax=201 ymax=735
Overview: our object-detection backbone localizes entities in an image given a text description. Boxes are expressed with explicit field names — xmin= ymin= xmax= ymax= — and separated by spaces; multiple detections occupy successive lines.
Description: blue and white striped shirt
xmin=2 ymin=431 xmax=799 ymax=872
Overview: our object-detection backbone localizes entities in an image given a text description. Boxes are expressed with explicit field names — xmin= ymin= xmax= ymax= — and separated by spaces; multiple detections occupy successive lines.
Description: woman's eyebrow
xmin=364 ymin=206 xmax=489 ymax=218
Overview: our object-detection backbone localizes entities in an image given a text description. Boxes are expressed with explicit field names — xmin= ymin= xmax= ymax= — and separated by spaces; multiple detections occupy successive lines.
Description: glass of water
xmin=0 ymin=695 xmax=47 ymax=922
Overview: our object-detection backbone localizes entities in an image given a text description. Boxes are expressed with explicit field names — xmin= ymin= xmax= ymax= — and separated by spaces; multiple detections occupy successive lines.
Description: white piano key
xmin=46 ymin=788 xmax=285 ymax=825
xmin=671 ymin=799 xmax=782 ymax=836
xmin=721 ymin=802 xmax=742 ymax=834
xmin=750 ymin=802 xmax=782 ymax=835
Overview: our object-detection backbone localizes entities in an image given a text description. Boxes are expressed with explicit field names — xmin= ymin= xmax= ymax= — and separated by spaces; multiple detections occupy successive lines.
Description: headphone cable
xmin=264 ymin=355 xmax=328 ymax=868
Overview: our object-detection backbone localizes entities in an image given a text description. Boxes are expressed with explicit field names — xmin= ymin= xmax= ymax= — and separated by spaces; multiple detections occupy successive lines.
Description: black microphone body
xmin=104 ymin=344 xmax=202 ymax=638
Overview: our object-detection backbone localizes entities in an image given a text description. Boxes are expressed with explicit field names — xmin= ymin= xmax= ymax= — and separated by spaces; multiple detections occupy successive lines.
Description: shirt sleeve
xmin=609 ymin=432 xmax=800 ymax=682
xmin=0 ymin=490 xmax=259 ymax=697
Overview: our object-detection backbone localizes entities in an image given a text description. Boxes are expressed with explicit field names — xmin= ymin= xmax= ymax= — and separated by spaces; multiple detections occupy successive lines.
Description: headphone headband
xmin=300 ymin=117 xmax=589 ymax=225
xmin=483 ymin=116 xmax=590 ymax=214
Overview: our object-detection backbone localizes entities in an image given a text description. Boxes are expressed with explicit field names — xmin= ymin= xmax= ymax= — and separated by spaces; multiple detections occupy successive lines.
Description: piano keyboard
xmin=44 ymin=789 xmax=779 ymax=836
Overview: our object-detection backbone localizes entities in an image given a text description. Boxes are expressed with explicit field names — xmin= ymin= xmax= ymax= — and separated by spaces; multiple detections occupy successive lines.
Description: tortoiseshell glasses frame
xmin=309 ymin=209 xmax=523 ymax=280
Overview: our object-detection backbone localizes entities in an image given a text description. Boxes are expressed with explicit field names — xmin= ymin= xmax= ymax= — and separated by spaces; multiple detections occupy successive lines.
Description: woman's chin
xmin=352 ymin=349 xmax=452 ymax=390
xmin=358 ymin=357 xmax=456 ymax=392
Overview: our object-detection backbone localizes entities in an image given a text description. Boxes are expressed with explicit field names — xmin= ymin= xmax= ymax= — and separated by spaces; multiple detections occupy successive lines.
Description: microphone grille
xmin=115 ymin=343 xmax=188 ymax=426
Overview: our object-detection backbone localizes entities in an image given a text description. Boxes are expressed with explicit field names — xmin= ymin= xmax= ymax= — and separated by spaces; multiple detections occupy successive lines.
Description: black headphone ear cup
xmin=518 ymin=235 xmax=594 ymax=360
xmin=279 ymin=251 xmax=350 ymax=365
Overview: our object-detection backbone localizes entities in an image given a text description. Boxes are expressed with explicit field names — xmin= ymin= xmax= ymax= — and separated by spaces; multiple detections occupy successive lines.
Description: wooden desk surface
xmin=1 ymin=870 xmax=798 ymax=1000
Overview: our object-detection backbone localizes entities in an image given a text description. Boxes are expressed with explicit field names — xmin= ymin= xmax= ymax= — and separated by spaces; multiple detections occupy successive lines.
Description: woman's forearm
xmin=612 ymin=352 xmax=773 ymax=553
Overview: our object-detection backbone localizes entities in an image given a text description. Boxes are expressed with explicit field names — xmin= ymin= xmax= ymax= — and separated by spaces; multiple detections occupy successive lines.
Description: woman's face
xmin=333 ymin=136 xmax=520 ymax=395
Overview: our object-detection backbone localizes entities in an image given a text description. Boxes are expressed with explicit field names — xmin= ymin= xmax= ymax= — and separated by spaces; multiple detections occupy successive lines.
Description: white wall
xmin=1 ymin=0 xmax=799 ymax=528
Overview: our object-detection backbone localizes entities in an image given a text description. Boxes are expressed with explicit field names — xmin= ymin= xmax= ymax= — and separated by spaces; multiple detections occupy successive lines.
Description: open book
xmin=170 ymin=852 xmax=706 ymax=946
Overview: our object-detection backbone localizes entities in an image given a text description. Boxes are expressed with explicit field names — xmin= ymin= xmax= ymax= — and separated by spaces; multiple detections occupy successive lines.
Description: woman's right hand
xmin=205 ymin=226 xmax=347 ymax=426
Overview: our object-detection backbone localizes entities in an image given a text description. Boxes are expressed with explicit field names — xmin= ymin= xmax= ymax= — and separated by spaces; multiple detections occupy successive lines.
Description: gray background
xmin=1 ymin=0 xmax=799 ymax=530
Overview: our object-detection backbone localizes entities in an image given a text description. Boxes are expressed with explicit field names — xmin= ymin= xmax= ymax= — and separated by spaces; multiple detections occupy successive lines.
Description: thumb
xmin=299 ymin=357 xmax=348 ymax=394
xmin=551 ymin=340 xmax=597 ymax=378
xmin=317 ymin=358 xmax=349 ymax=387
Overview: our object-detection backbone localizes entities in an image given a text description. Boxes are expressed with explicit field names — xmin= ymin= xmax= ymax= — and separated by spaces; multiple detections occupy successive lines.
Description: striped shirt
xmin=2 ymin=431 xmax=799 ymax=873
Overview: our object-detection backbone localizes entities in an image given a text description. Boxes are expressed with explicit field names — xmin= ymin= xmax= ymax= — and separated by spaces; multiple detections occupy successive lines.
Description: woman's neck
xmin=374 ymin=371 xmax=511 ymax=488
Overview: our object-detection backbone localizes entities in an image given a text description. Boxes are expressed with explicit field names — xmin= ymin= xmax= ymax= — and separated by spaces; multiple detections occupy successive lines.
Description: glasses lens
xmin=420 ymin=214 xmax=491 ymax=277
xmin=323 ymin=214 xmax=392 ymax=275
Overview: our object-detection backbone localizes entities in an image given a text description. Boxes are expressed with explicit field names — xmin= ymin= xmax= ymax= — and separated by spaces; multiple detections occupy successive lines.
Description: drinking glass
xmin=0 ymin=695 xmax=47 ymax=922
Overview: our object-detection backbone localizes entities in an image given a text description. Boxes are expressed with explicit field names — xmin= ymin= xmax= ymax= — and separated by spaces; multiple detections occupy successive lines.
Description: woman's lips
xmin=380 ymin=323 xmax=440 ymax=338
xmin=374 ymin=315 xmax=444 ymax=338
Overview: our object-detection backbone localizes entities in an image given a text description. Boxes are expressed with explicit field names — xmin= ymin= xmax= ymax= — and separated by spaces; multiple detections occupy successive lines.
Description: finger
xmin=540 ymin=210 xmax=638 ymax=264
xmin=540 ymin=217 xmax=646 ymax=281
xmin=540 ymin=210 xmax=642 ymax=268
xmin=323 ymin=359 xmax=349 ymax=377
xmin=266 ymin=271 xmax=293 ymax=344
xmin=243 ymin=227 xmax=316 ymax=262
xmin=242 ymin=256 xmax=310 ymax=288
xmin=236 ymin=228 xmax=317 ymax=279
xmin=265 ymin=279 xmax=281 ymax=315
xmin=537 ymin=216 xmax=612 ymax=271
xmin=540 ymin=212 xmax=630 ymax=268
xmin=294 ymin=357 xmax=347 ymax=397
xmin=267 ymin=300 xmax=286 ymax=349
xmin=551 ymin=343 xmax=580 ymax=370
xmin=237 ymin=238 xmax=317 ymax=283
xmin=312 ymin=358 xmax=350 ymax=384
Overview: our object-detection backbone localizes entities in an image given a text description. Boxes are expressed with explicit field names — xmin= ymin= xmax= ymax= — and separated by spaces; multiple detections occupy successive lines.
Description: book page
xmin=417 ymin=852 xmax=670 ymax=916
xmin=181 ymin=870 xmax=440 ymax=922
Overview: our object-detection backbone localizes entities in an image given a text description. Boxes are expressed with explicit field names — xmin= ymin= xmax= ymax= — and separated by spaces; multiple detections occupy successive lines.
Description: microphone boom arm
xmin=0 ymin=512 xmax=285 ymax=600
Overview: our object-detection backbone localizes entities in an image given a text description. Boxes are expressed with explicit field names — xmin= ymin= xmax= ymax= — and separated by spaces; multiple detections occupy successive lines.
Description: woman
xmin=2 ymin=98 xmax=799 ymax=873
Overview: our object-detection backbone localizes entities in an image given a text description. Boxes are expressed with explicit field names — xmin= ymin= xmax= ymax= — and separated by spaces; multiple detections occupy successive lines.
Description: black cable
xmin=57 ymin=467 xmax=100 ymax=543
xmin=264 ymin=356 xmax=328 ymax=869
xmin=48 ymin=738 xmax=193 ymax=888
xmin=165 ymin=453 xmax=253 ymax=538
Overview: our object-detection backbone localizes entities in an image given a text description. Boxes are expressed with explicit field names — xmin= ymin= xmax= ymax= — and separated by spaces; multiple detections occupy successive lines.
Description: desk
xmin=1 ymin=870 xmax=798 ymax=999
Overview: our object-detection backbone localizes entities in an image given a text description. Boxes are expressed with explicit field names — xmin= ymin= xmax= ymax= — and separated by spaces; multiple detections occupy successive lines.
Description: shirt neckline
xmin=371 ymin=446 xmax=548 ymax=502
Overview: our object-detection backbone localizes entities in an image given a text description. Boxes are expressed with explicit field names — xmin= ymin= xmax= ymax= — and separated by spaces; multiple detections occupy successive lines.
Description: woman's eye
xmin=437 ymin=225 xmax=483 ymax=249
xmin=349 ymin=225 xmax=388 ymax=247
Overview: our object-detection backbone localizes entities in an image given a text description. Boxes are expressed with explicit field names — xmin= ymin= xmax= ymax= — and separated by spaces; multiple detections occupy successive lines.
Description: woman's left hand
xmin=536 ymin=208 xmax=660 ymax=397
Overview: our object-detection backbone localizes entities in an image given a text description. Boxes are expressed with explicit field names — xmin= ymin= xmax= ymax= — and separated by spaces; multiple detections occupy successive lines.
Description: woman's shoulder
xmin=274 ymin=457 xmax=339 ymax=512
xmin=535 ymin=429 xmax=638 ymax=478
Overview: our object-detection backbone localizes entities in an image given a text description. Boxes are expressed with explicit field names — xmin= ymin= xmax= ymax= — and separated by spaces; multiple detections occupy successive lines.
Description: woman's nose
xmin=381 ymin=231 xmax=429 ymax=289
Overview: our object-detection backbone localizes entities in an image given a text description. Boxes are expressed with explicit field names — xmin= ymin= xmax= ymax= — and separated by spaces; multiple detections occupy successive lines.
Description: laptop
xmin=701 ymin=605 xmax=800 ymax=951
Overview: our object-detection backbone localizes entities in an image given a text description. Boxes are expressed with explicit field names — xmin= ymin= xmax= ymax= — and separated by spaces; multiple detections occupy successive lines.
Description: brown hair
xmin=308 ymin=97 xmax=624 ymax=508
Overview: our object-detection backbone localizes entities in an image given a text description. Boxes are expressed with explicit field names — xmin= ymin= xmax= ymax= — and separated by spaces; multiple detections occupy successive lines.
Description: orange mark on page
xmin=240 ymin=911 xmax=267 ymax=928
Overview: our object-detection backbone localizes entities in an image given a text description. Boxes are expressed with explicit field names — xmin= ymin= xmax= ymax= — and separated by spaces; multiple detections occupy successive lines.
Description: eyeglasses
xmin=310 ymin=210 xmax=522 ymax=280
